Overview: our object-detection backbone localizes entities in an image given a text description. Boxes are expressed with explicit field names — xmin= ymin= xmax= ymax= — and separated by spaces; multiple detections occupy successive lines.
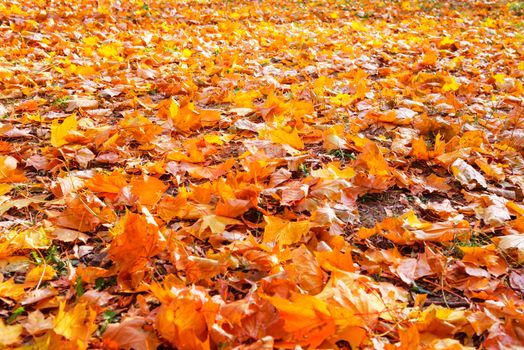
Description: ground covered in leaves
xmin=1 ymin=0 xmax=524 ymax=349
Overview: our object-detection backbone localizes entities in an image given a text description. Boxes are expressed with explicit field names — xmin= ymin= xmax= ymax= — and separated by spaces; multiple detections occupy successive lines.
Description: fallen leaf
xmin=103 ymin=317 xmax=159 ymax=350
xmin=262 ymin=216 xmax=310 ymax=246
xmin=268 ymin=127 xmax=304 ymax=150
xmin=22 ymin=310 xmax=53 ymax=335
xmin=53 ymin=301 xmax=97 ymax=349
xmin=0 ymin=156 xmax=26 ymax=183
xmin=0 ymin=319 xmax=22 ymax=346
xmin=451 ymin=158 xmax=488 ymax=189
xmin=50 ymin=115 xmax=78 ymax=147
xmin=109 ymin=212 xmax=165 ymax=288
xmin=497 ymin=235 xmax=524 ymax=264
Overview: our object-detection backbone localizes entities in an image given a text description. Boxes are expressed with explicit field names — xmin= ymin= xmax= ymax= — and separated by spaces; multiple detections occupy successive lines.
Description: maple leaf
xmin=263 ymin=292 xmax=336 ymax=348
xmin=119 ymin=112 xmax=162 ymax=144
xmin=354 ymin=142 xmax=390 ymax=176
xmin=0 ymin=319 xmax=22 ymax=346
xmin=103 ymin=317 xmax=160 ymax=350
xmin=49 ymin=195 xmax=116 ymax=232
xmin=23 ymin=310 xmax=53 ymax=335
xmin=50 ymin=114 xmax=78 ymax=147
xmin=109 ymin=211 xmax=165 ymax=288
xmin=0 ymin=278 xmax=26 ymax=301
xmin=25 ymin=265 xmax=56 ymax=284
xmin=286 ymin=245 xmax=325 ymax=294
xmin=262 ymin=216 xmax=310 ymax=246
xmin=85 ymin=171 xmax=128 ymax=195
xmin=496 ymin=235 xmax=524 ymax=264
xmin=151 ymin=283 xmax=220 ymax=350
xmin=451 ymin=158 xmax=488 ymax=189
xmin=53 ymin=301 xmax=97 ymax=350
xmin=267 ymin=126 xmax=304 ymax=150
xmin=130 ymin=175 xmax=167 ymax=207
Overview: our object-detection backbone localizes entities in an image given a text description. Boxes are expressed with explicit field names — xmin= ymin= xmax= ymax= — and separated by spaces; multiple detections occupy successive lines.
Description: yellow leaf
xmin=168 ymin=98 xmax=179 ymax=118
xmin=0 ymin=278 xmax=25 ymax=301
xmin=0 ymin=319 xmax=22 ymax=346
xmin=493 ymin=73 xmax=506 ymax=84
xmin=51 ymin=115 xmax=77 ymax=147
xmin=269 ymin=127 xmax=304 ymax=150
xmin=438 ymin=36 xmax=455 ymax=48
xmin=182 ymin=48 xmax=192 ymax=58
xmin=54 ymin=301 xmax=97 ymax=349
xmin=350 ymin=21 xmax=367 ymax=32
xmin=97 ymin=5 xmax=110 ymax=15
xmin=311 ymin=162 xmax=355 ymax=180
xmin=263 ymin=216 xmax=310 ymax=245
xmin=97 ymin=43 xmax=122 ymax=61
xmin=26 ymin=113 xmax=43 ymax=122
xmin=331 ymin=93 xmax=353 ymax=107
xmin=25 ymin=264 xmax=56 ymax=283
xmin=82 ymin=36 xmax=99 ymax=46
xmin=198 ymin=215 xmax=242 ymax=235
xmin=442 ymin=76 xmax=459 ymax=92
xmin=204 ymin=134 xmax=224 ymax=145
xmin=0 ymin=183 xmax=12 ymax=195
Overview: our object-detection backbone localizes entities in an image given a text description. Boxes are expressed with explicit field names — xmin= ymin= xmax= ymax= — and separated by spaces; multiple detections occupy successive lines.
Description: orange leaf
xmin=0 ymin=278 xmax=25 ymax=301
xmin=76 ymin=266 xmax=115 ymax=284
xmin=264 ymin=292 xmax=336 ymax=348
xmin=354 ymin=142 xmax=390 ymax=176
xmin=0 ymin=156 xmax=26 ymax=183
xmin=287 ymin=245 xmax=325 ymax=294
xmin=130 ymin=175 xmax=167 ymax=207
xmin=85 ymin=171 xmax=128 ymax=195
xmin=109 ymin=212 xmax=165 ymax=288
xmin=411 ymin=137 xmax=429 ymax=160
xmin=152 ymin=283 xmax=219 ymax=350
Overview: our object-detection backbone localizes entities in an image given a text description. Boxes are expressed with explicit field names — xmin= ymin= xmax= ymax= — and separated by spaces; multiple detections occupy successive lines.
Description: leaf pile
xmin=1 ymin=0 xmax=524 ymax=348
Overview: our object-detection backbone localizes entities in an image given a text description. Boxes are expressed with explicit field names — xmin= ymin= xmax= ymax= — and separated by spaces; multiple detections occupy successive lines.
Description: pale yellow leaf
xmin=0 ymin=319 xmax=22 ymax=346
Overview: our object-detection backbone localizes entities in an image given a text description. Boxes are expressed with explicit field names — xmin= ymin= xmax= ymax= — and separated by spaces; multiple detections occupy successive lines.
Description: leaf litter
xmin=0 ymin=0 xmax=524 ymax=349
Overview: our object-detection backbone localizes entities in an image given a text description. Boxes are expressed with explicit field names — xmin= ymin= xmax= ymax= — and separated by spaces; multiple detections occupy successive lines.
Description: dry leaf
xmin=50 ymin=115 xmax=78 ymax=147
xmin=0 ymin=319 xmax=22 ymax=346
xmin=451 ymin=158 xmax=488 ymax=189
xmin=497 ymin=235 xmax=524 ymax=264
xmin=262 ymin=216 xmax=310 ymax=246
xmin=103 ymin=317 xmax=159 ymax=350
